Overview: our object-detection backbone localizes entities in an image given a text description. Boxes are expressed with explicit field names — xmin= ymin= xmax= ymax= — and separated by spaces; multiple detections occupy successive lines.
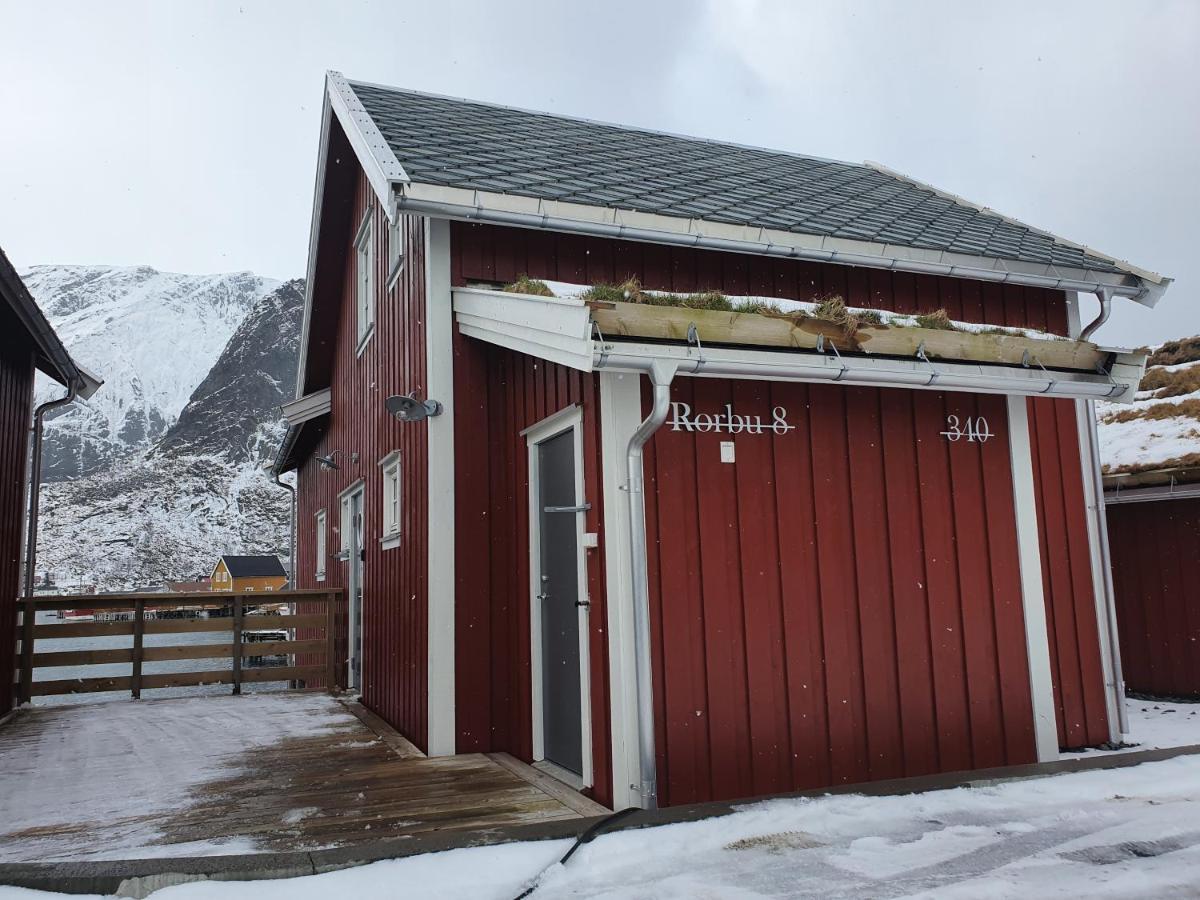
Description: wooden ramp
xmin=0 ymin=693 xmax=602 ymax=862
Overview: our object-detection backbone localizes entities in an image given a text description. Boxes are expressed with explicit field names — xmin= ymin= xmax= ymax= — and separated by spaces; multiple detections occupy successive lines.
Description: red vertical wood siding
xmin=0 ymin=311 xmax=34 ymax=715
xmin=447 ymin=222 xmax=1108 ymax=801
xmin=449 ymin=222 xmax=1070 ymax=335
xmin=1108 ymin=497 xmax=1200 ymax=698
xmin=294 ymin=170 xmax=430 ymax=748
xmin=642 ymin=383 xmax=1035 ymax=805
xmin=1027 ymin=398 xmax=1111 ymax=747
xmin=451 ymin=333 xmax=613 ymax=808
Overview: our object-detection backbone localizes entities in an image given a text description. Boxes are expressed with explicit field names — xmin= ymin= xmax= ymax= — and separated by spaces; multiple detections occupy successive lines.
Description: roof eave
xmin=396 ymin=181 xmax=1166 ymax=306
xmin=0 ymin=248 xmax=91 ymax=390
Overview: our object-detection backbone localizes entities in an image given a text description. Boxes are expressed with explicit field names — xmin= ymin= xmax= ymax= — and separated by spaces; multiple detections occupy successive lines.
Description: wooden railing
xmin=15 ymin=589 xmax=346 ymax=702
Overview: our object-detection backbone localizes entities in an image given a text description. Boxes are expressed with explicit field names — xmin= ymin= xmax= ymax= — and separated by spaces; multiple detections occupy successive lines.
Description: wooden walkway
xmin=0 ymin=693 xmax=604 ymax=862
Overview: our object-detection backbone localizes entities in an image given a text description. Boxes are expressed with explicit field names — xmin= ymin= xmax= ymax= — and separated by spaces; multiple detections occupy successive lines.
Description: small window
xmin=355 ymin=212 xmax=375 ymax=351
xmin=379 ymin=451 xmax=401 ymax=549
xmin=315 ymin=509 xmax=327 ymax=580
xmin=387 ymin=218 xmax=405 ymax=289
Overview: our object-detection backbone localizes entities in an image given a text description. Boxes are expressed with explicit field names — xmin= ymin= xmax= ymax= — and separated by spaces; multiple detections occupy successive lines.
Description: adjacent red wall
xmin=1108 ymin=497 xmax=1200 ymax=698
xmin=1028 ymin=398 xmax=1111 ymax=747
xmin=294 ymin=172 xmax=430 ymax=748
xmin=643 ymin=382 xmax=1036 ymax=804
xmin=451 ymin=314 xmax=613 ymax=807
xmin=0 ymin=312 xmax=34 ymax=715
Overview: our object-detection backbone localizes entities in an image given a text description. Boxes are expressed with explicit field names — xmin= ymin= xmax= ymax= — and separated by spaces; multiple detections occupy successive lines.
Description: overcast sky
xmin=1 ymin=0 xmax=1196 ymax=345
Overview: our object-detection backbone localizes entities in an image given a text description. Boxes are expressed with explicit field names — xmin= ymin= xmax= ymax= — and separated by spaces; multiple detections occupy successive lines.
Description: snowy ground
xmin=1 ymin=699 xmax=1198 ymax=898
xmin=1075 ymin=698 xmax=1200 ymax=757
xmin=0 ymin=694 xmax=351 ymax=862
xmin=3 ymin=751 xmax=1199 ymax=899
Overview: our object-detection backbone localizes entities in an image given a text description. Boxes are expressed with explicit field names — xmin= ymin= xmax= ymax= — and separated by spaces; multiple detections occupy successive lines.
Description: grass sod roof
xmin=499 ymin=277 xmax=1108 ymax=373
xmin=1098 ymin=336 xmax=1200 ymax=483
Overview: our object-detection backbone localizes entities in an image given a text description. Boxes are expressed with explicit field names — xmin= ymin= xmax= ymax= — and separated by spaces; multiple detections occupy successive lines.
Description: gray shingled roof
xmin=219 ymin=555 xmax=286 ymax=578
xmin=350 ymin=81 xmax=1124 ymax=275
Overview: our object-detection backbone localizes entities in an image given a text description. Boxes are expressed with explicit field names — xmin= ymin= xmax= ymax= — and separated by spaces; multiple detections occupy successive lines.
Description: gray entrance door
xmin=537 ymin=430 xmax=583 ymax=776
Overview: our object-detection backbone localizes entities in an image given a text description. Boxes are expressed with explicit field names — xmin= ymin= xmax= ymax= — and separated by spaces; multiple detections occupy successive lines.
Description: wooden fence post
xmin=131 ymin=600 xmax=145 ymax=700
xmin=325 ymin=592 xmax=337 ymax=692
xmin=18 ymin=599 xmax=35 ymax=705
xmin=231 ymin=594 xmax=244 ymax=695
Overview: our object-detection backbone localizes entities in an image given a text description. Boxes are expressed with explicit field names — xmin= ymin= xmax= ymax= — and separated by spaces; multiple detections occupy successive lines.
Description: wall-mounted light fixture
xmin=315 ymin=450 xmax=341 ymax=470
xmin=386 ymin=392 xmax=443 ymax=422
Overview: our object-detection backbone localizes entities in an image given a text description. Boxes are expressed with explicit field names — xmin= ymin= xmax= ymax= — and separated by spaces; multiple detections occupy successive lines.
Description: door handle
xmin=536 ymin=593 xmax=550 ymax=602
xmin=543 ymin=503 xmax=591 ymax=513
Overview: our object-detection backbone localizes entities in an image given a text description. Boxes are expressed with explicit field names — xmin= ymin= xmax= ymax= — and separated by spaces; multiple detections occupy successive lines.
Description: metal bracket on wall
xmin=914 ymin=341 xmax=942 ymax=387
xmin=686 ymin=323 xmax=706 ymax=370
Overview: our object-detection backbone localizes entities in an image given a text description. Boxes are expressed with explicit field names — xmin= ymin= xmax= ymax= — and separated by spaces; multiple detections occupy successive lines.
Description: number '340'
xmin=940 ymin=415 xmax=994 ymax=443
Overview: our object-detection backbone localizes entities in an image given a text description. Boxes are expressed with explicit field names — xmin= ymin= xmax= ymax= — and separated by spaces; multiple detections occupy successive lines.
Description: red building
xmin=275 ymin=73 xmax=1169 ymax=810
xmin=1101 ymin=342 xmax=1200 ymax=700
xmin=0 ymin=246 xmax=95 ymax=715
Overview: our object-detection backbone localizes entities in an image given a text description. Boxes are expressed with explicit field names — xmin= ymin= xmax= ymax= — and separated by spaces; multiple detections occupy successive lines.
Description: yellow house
xmin=209 ymin=555 xmax=288 ymax=593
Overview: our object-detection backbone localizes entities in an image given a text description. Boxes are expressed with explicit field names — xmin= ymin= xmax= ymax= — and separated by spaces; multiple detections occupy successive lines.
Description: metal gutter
xmin=591 ymin=343 xmax=1137 ymax=402
xmin=1104 ymin=482 xmax=1200 ymax=505
xmin=395 ymin=187 xmax=1170 ymax=307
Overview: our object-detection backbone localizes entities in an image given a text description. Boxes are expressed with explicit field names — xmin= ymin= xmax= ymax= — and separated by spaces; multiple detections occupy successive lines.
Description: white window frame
xmin=355 ymin=211 xmax=375 ymax=355
xmin=315 ymin=509 xmax=327 ymax=581
xmin=337 ymin=479 xmax=364 ymax=560
xmin=386 ymin=217 xmax=405 ymax=290
xmin=378 ymin=450 xmax=402 ymax=550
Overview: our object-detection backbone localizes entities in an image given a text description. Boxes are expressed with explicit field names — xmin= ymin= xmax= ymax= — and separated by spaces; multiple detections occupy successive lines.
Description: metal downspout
xmin=1080 ymin=288 xmax=1113 ymax=341
xmin=23 ymin=384 xmax=78 ymax=597
xmin=624 ymin=358 xmax=678 ymax=809
xmin=1084 ymin=398 xmax=1130 ymax=735
xmin=272 ymin=470 xmax=297 ymax=588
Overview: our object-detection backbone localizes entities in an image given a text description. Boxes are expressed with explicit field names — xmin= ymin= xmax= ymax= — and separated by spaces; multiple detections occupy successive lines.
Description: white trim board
xmin=1075 ymin=398 xmax=1124 ymax=741
xmin=398 ymin=181 xmax=1166 ymax=306
xmin=425 ymin=217 xmax=456 ymax=756
xmin=281 ymin=388 xmax=332 ymax=425
xmin=599 ymin=371 xmax=643 ymax=810
xmin=1007 ymin=395 xmax=1060 ymax=763
xmin=525 ymin=405 xmax=594 ymax=790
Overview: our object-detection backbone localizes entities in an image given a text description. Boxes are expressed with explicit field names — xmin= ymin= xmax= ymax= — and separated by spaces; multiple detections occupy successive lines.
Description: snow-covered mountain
xmin=26 ymin=269 xmax=304 ymax=592
xmin=24 ymin=265 xmax=281 ymax=480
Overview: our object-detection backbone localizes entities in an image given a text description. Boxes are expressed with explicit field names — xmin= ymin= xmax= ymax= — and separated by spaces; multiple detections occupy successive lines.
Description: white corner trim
xmin=1076 ymin=398 xmax=1127 ymax=740
xmin=1007 ymin=395 xmax=1060 ymax=763
xmin=326 ymin=71 xmax=408 ymax=219
xmin=425 ymin=217 xmax=456 ymax=756
xmin=599 ymin=371 xmax=643 ymax=810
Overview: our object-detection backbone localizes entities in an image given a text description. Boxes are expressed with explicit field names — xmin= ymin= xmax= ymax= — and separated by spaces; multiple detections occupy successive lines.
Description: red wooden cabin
xmin=1102 ymin=345 xmax=1200 ymax=699
xmin=275 ymin=73 xmax=1169 ymax=809
xmin=0 ymin=246 xmax=94 ymax=715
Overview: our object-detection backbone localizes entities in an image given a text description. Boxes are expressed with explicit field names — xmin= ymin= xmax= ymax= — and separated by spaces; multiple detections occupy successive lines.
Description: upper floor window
xmin=379 ymin=451 xmax=401 ymax=550
xmin=355 ymin=212 xmax=375 ymax=352
xmin=387 ymin=218 xmax=405 ymax=289
xmin=315 ymin=509 xmax=327 ymax=581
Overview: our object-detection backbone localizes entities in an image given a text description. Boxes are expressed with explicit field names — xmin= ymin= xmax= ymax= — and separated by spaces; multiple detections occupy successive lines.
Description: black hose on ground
xmin=512 ymin=806 xmax=643 ymax=899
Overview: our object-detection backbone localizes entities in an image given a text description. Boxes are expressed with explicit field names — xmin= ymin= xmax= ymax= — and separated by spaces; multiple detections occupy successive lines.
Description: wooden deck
xmin=0 ymin=693 xmax=604 ymax=862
